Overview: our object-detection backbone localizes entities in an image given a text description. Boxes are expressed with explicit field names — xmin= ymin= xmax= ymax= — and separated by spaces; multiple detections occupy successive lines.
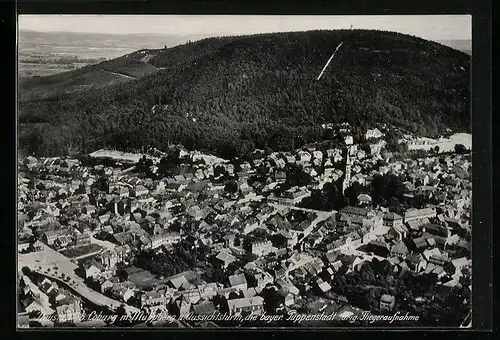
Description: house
xmin=344 ymin=135 xmax=354 ymax=145
xmin=56 ymin=300 xmax=83 ymax=324
xmin=229 ymin=273 xmax=248 ymax=292
xmin=390 ymin=241 xmax=409 ymax=257
xmin=42 ymin=230 xmax=59 ymax=245
xmin=406 ymin=253 xmax=427 ymax=273
xmin=325 ymin=251 xmax=340 ymax=264
xmin=412 ymin=237 xmax=428 ymax=251
xmin=141 ymin=289 xmax=174 ymax=309
xmin=274 ymin=171 xmax=287 ymax=183
xmin=215 ymin=250 xmax=237 ymax=268
xmin=97 ymin=277 xmax=114 ymax=294
xmin=357 ymin=194 xmax=372 ymax=205
xmin=253 ymin=271 xmax=274 ymax=289
xmin=171 ymin=296 xmax=191 ymax=318
xmin=278 ymin=288 xmax=295 ymax=307
xmin=227 ymin=296 xmax=264 ymax=316
xmin=40 ymin=278 xmax=58 ymax=296
xmin=111 ymin=285 xmax=135 ymax=303
xmin=54 ymin=234 xmax=72 ymax=249
xmin=142 ymin=232 xmax=181 ymax=250
xmin=131 ymin=185 xmax=149 ymax=198
xmin=404 ymin=208 xmax=436 ymax=223
xmin=339 ymin=206 xmax=371 ymax=219
xmin=297 ymin=151 xmax=311 ymax=163
xmin=389 ymin=223 xmax=409 ymax=241
xmin=115 ymin=186 xmax=130 ymax=199
xmin=32 ymin=240 xmax=44 ymax=251
xmin=75 ymin=233 xmax=91 ymax=247
xmin=383 ymin=212 xmax=404 ymax=228
xmin=366 ymin=240 xmax=390 ymax=257
xmin=112 ymin=231 xmax=134 ymax=246
xmin=99 ymin=250 xmax=118 ymax=269
xmin=379 ymin=294 xmax=395 ymax=311
xmin=77 ymin=220 xmax=91 ymax=234
xmin=315 ymin=278 xmax=332 ymax=294
xmin=192 ymin=300 xmax=216 ymax=316
xmin=169 ymin=276 xmax=190 ymax=290
xmin=365 ymin=128 xmax=384 ymax=140
xmin=423 ymin=223 xmax=450 ymax=239
xmin=369 ymin=141 xmax=385 ymax=155
xmin=18 ymin=241 xmax=30 ymax=253
xmin=81 ymin=260 xmax=104 ymax=279
xmin=251 ymin=240 xmax=273 ymax=256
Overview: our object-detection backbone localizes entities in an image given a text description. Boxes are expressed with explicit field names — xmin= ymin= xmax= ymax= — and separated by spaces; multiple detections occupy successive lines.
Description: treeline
xmin=18 ymin=30 xmax=470 ymax=158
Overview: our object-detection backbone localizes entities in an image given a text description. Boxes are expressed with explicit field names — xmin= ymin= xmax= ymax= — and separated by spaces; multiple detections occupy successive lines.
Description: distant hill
xmin=436 ymin=39 xmax=472 ymax=55
xmin=18 ymin=30 xmax=471 ymax=158
xmin=18 ymin=30 xmax=206 ymax=51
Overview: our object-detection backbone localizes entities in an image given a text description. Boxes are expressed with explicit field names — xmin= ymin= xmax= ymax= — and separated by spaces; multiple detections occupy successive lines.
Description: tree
xmin=285 ymin=164 xmax=311 ymax=187
xmin=21 ymin=266 xmax=31 ymax=276
xmin=224 ymin=180 xmax=238 ymax=194
xmin=454 ymin=144 xmax=468 ymax=154
xmin=117 ymin=269 xmax=129 ymax=282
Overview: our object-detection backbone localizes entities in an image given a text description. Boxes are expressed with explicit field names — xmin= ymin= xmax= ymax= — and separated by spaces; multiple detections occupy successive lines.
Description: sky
xmin=18 ymin=15 xmax=472 ymax=41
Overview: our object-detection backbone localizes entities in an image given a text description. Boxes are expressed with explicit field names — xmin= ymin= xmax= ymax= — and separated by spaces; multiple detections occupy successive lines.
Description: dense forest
xmin=18 ymin=30 xmax=471 ymax=158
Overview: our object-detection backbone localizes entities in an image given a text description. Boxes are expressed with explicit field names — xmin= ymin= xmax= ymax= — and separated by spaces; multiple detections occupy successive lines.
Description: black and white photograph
xmin=17 ymin=14 xmax=473 ymax=329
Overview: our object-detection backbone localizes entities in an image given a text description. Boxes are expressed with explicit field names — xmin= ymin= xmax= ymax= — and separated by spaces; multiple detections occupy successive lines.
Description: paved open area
xmin=19 ymin=248 xmax=140 ymax=314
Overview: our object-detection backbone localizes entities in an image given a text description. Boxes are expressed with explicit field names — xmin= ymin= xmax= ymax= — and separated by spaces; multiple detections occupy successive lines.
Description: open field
xmin=126 ymin=266 xmax=164 ymax=288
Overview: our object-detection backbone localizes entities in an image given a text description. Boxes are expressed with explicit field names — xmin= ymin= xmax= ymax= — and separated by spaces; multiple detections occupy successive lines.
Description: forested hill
xmin=18 ymin=30 xmax=471 ymax=158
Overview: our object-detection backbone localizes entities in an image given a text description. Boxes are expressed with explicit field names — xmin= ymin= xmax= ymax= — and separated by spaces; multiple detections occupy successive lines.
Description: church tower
xmin=342 ymin=150 xmax=351 ymax=194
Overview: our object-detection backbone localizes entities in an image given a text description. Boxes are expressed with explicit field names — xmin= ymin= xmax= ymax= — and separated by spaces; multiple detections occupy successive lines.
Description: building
xmin=339 ymin=206 xmax=371 ymax=219
xmin=227 ymin=296 xmax=264 ymax=316
xmin=75 ymin=233 xmax=91 ymax=247
xmin=215 ymin=250 xmax=237 ymax=268
xmin=192 ymin=300 xmax=217 ymax=316
xmin=251 ymin=240 xmax=273 ymax=256
xmin=404 ymin=208 xmax=436 ymax=223
xmin=140 ymin=232 xmax=181 ymax=250
xmin=342 ymin=152 xmax=352 ymax=194
xmin=56 ymin=300 xmax=83 ymax=324
xmin=18 ymin=241 xmax=30 ymax=253
xmin=32 ymin=240 xmax=45 ymax=251
xmin=379 ymin=294 xmax=395 ymax=311
xmin=229 ymin=273 xmax=248 ymax=292
xmin=99 ymin=250 xmax=118 ymax=269
xmin=42 ymin=230 xmax=58 ymax=245
xmin=365 ymin=128 xmax=384 ymax=140
xmin=141 ymin=289 xmax=174 ymax=310
xmin=383 ymin=212 xmax=404 ymax=228
xmin=131 ymin=185 xmax=149 ymax=198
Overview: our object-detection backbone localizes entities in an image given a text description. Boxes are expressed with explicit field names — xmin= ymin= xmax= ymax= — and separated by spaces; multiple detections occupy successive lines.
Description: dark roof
xmin=340 ymin=206 xmax=370 ymax=217
xmin=325 ymin=251 xmax=339 ymax=263
xmin=424 ymin=223 xmax=448 ymax=237
xmin=192 ymin=301 xmax=216 ymax=315
xmin=383 ymin=212 xmax=403 ymax=221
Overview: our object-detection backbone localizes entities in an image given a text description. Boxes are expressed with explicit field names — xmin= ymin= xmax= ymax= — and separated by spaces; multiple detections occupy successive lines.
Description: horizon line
xmin=18 ymin=29 xmax=471 ymax=41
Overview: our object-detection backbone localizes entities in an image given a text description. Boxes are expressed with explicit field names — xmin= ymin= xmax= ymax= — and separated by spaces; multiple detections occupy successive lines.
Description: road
xmin=268 ymin=201 xmax=336 ymax=215
xmin=90 ymin=232 xmax=117 ymax=251
xmin=19 ymin=248 xmax=140 ymax=315
xmin=101 ymin=69 xmax=136 ymax=80
xmin=269 ymin=202 xmax=336 ymax=242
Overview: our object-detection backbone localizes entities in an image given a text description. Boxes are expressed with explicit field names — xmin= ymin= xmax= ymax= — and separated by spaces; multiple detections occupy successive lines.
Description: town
xmin=17 ymin=124 xmax=472 ymax=328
